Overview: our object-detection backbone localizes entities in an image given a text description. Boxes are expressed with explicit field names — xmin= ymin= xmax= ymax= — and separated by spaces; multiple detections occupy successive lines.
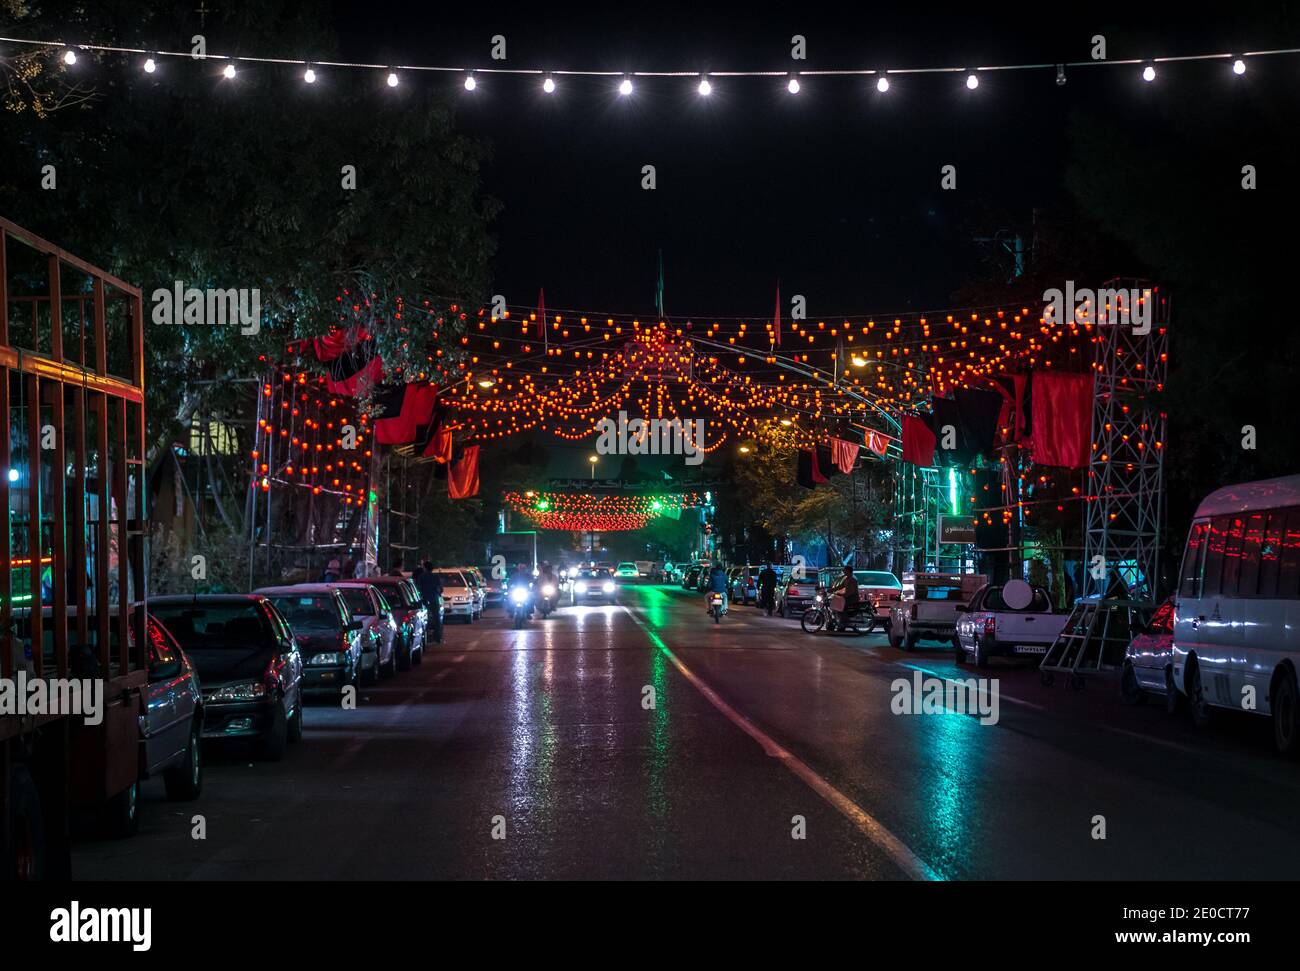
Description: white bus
xmin=1172 ymin=474 xmax=1300 ymax=754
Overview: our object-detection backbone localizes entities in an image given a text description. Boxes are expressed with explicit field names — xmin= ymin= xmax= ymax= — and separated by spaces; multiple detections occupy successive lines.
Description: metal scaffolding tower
xmin=1083 ymin=279 xmax=1170 ymax=600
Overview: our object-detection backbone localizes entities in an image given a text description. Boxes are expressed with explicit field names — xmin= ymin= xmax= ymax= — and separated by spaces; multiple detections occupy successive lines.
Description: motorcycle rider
xmin=758 ymin=562 xmax=778 ymax=616
xmin=707 ymin=562 xmax=729 ymax=614
xmin=538 ymin=561 xmax=559 ymax=612
xmin=827 ymin=564 xmax=860 ymax=631
xmin=508 ymin=562 xmax=535 ymax=617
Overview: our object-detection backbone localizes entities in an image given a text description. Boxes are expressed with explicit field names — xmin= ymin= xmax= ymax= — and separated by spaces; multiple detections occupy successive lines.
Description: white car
xmin=331 ymin=582 xmax=397 ymax=681
xmin=955 ymin=580 xmax=1068 ymax=667
xmin=615 ymin=562 xmax=640 ymax=580
xmin=429 ymin=569 xmax=478 ymax=622
xmin=449 ymin=566 xmax=486 ymax=618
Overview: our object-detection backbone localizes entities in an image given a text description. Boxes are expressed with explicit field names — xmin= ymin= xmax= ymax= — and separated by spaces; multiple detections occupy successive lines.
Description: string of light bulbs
xmin=4 ymin=33 xmax=1292 ymax=94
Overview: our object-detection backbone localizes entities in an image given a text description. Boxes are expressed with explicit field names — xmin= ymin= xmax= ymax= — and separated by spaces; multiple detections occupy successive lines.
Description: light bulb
xmin=543 ymin=76 xmax=555 ymax=93
xmin=143 ymin=57 xmax=156 ymax=74
xmin=698 ymin=77 xmax=712 ymax=96
xmin=1233 ymin=58 xmax=1246 ymax=75
xmin=966 ymin=73 xmax=979 ymax=90
xmin=787 ymin=77 xmax=800 ymax=93
xmin=222 ymin=63 xmax=236 ymax=79
xmin=387 ymin=72 xmax=399 ymax=87
xmin=618 ymin=77 xmax=633 ymax=95
xmin=62 ymin=49 xmax=76 ymax=65
xmin=464 ymin=74 xmax=476 ymax=90
xmin=876 ymin=76 xmax=890 ymax=92
xmin=303 ymin=68 xmax=316 ymax=83
xmin=1142 ymin=64 xmax=1156 ymax=82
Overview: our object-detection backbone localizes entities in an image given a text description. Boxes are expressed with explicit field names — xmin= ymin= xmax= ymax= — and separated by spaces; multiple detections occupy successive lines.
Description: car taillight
xmin=788 ymin=587 xmax=800 ymax=596
xmin=983 ymin=617 xmax=997 ymax=637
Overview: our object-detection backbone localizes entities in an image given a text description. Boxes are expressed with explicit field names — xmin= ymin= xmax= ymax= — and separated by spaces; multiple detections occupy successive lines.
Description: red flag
xmin=901 ymin=414 xmax=936 ymax=467
xmin=830 ymin=437 xmax=860 ymax=474
xmin=373 ymin=385 xmax=438 ymax=446
xmin=422 ymin=425 xmax=453 ymax=463
xmin=448 ymin=445 xmax=480 ymax=499
xmin=1031 ymin=371 xmax=1092 ymax=469
xmin=774 ymin=282 xmax=782 ymax=348
xmin=866 ymin=430 xmax=890 ymax=458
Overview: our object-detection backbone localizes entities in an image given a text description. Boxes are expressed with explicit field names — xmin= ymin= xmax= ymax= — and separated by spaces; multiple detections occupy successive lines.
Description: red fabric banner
xmin=373 ymin=385 xmax=438 ymax=446
xmin=1031 ymin=371 xmax=1092 ymax=468
xmin=865 ymin=430 xmax=890 ymax=458
xmin=830 ymin=437 xmax=860 ymax=474
xmin=901 ymin=414 xmax=936 ymax=467
xmin=448 ymin=445 xmax=481 ymax=499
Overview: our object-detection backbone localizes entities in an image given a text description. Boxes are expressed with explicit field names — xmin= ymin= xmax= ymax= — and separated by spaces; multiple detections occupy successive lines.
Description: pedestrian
xmin=389 ymin=557 xmax=405 ymax=576
xmin=415 ymin=559 xmax=444 ymax=644
xmin=758 ymin=562 xmax=778 ymax=616
xmin=320 ymin=558 xmax=341 ymax=583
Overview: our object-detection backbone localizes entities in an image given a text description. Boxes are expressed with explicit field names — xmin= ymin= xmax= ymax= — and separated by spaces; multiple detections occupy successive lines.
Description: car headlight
xmin=541 ymin=584 xmax=556 ymax=597
xmin=575 ymin=581 xmax=588 ymax=594
xmin=207 ymin=681 xmax=267 ymax=703
xmin=510 ymin=588 xmax=529 ymax=605
xmin=310 ymin=652 xmax=342 ymax=666
xmin=602 ymin=581 xmax=616 ymax=594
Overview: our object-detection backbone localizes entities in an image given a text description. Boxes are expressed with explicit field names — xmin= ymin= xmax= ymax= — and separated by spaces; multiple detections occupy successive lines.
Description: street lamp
xmin=589 ymin=454 xmax=598 ymax=479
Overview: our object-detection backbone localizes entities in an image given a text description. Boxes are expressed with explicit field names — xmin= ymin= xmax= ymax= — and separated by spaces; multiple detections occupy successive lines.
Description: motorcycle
xmin=508 ymin=583 xmax=533 ymax=629
xmin=538 ymin=581 xmax=558 ymax=619
xmin=801 ymin=588 xmax=875 ymax=635
xmin=708 ymin=591 xmax=727 ymax=624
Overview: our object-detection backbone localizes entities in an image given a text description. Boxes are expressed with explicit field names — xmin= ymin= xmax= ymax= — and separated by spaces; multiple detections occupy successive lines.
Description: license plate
xmin=1013 ymin=644 xmax=1047 ymax=654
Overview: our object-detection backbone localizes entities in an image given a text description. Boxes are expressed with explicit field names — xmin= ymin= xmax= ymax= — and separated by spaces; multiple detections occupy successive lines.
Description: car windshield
xmin=373 ymin=581 xmax=415 ymax=608
xmin=582 ymin=569 xmax=611 ymax=579
xmin=432 ymin=571 xmax=467 ymax=587
xmin=338 ymin=587 xmax=375 ymax=616
xmin=856 ymin=572 xmax=901 ymax=588
xmin=149 ymin=602 xmax=268 ymax=649
xmin=268 ymin=595 xmax=342 ymax=632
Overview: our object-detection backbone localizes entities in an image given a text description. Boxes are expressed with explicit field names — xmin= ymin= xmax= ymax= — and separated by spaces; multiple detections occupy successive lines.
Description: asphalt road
xmin=72 ymin=584 xmax=1300 ymax=880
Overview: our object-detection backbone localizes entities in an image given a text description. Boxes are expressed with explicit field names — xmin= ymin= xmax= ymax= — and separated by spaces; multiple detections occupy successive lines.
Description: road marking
xmin=895 ymin=662 xmax=1049 ymax=713
xmin=623 ymin=604 xmax=942 ymax=881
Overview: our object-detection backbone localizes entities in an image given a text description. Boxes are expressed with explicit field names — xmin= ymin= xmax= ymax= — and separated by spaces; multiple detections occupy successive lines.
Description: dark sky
xmin=331 ymin=3 xmax=1296 ymax=319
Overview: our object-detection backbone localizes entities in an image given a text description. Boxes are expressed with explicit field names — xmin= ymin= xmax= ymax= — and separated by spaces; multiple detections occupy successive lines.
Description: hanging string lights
xmin=14 ymin=33 xmax=1292 ymax=105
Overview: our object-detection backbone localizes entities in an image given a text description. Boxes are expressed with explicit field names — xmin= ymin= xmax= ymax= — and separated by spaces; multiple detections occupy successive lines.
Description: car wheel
xmin=397 ymin=637 xmax=412 ymax=672
xmin=1272 ymin=666 xmax=1300 ymax=757
xmin=888 ymin=624 xmax=903 ymax=649
xmin=164 ymin=719 xmax=204 ymax=801
xmin=1164 ymin=666 xmax=1182 ymax=715
xmin=257 ymin=703 xmax=289 ymax=761
xmin=903 ymin=630 xmax=918 ymax=652
xmin=1120 ymin=663 xmax=1146 ymax=706
xmin=103 ymin=780 xmax=140 ymax=839
xmin=5 ymin=765 xmax=46 ymax=881
xmin=287 ymin=695 xmax=304 ymax=743
xmin=1185 ymin=658 xmax=1211 ymax=729
xmin=412 ymin=638 xmax=424 ymax=665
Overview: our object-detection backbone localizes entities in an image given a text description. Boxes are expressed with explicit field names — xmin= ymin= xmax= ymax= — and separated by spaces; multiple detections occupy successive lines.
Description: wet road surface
xmin=72 ymin=585 xmax=1300 ymax=879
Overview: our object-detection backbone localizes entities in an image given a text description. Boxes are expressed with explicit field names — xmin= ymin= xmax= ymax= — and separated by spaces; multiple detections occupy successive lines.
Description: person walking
xmin=758 ymin=562 xmax=778 ymax=616
xmin=415 ymin=559 xmax=444 ymax=644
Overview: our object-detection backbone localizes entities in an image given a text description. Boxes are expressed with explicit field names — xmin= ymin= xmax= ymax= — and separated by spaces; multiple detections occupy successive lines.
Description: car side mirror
xmin=149 ymin=659 xmax=182 ymax=682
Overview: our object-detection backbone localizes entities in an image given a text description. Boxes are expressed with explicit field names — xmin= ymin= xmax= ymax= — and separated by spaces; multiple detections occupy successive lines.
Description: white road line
xmin=622 ymin=603 xmax=942 ymax=882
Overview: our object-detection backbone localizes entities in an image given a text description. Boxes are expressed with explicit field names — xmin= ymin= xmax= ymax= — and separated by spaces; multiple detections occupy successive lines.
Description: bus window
xmin=1203 ymin=515 xmax=1229 ymax=598
xmin=1179 ymin=520 xmax=1208 ymax=598
xmin=1220 ymin=516 xmax=1246 ymax=597
xmin=1238 ymin=512 xmax=1265 ymax=597
xmin=1280 ymin=509 xmax=1300 ymax=599
xmin=1258 ymin=511 xmax=1285 ymax=598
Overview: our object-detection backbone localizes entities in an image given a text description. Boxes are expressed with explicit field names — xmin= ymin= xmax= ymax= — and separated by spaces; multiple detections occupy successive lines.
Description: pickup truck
xmin=889 ymin=572 xmax=986 ymax=650
xmin=955 ymin=580 xmax=1069 ymax=667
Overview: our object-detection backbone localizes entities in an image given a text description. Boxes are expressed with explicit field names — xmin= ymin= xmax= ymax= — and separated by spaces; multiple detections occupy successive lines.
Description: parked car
xmin=352 ymin=576 xmax=427 ymax=670
xmin=450 ymin=566 xmax=487 ymax=618
xmin=852 ymin=570 xmax=904 ymax=628
xmin=572 ymin=567 xmax=619 ymax=604
xmin=480 ymin=570 xmax=505 ymax=608
xmin=331 ymin=583 xmax=398 ymax=680
xmin=889 ymin=572 xmax=986 ymax=650
xmin=1123 ymin=596 xmax=1175 ymax=708
xmin=615 ymin=562 xmax=640 ymax=579
xmin=149 ymin=595 xmax=304 ymax=761
xmin=255 ymin=585 xmax=364 ymax=696
xmin=429 ymin=569 xmax=477 ymax=622
xmin=1169 ymin=475 xmax=1300 ymax=754
xmin=777 ymin=570 xmax=819 ymax=617
xmin=954 ymin=580 xmax=1068 ymax=667
xmin=682 ymin=566 xmax=701 ymax=590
